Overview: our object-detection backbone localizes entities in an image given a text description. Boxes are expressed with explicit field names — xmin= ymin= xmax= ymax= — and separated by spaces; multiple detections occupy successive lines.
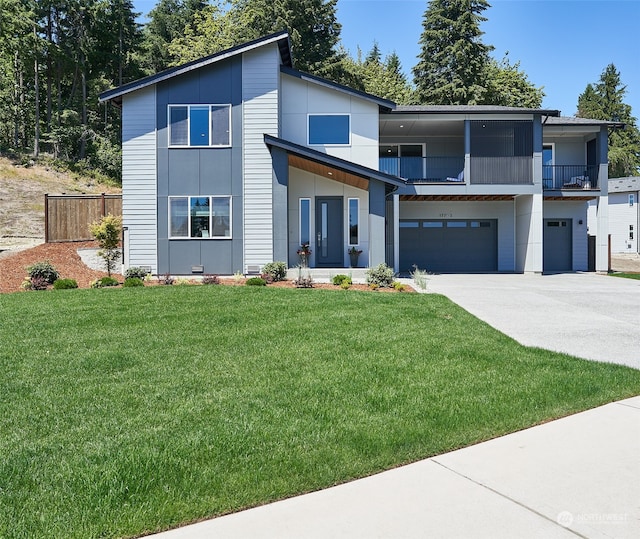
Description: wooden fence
xmin=45 ymin=193 xmax=122 ymax=242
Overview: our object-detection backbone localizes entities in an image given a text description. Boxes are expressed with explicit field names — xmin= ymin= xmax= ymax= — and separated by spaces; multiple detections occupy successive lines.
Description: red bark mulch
xmin=0 ymin=242 xmax=414 ymax=294
xmin=0 ymin=241 xmax=110 ymax=293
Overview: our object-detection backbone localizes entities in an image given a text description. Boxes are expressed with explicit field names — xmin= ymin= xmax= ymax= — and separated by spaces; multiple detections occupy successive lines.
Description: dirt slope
xmin=0 ymin=156 xmax=120 ymax=253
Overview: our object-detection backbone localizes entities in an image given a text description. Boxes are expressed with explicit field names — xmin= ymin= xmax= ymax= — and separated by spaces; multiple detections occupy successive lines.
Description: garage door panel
xmin=400 ymin=219 xmax=497 ymax=273
xmin=543 ymin=219 xmax=572 ymax=272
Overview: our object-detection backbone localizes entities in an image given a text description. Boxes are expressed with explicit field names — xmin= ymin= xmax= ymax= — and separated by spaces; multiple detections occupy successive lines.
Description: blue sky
xmin=132 ymin=0 xmax=640 ymax=119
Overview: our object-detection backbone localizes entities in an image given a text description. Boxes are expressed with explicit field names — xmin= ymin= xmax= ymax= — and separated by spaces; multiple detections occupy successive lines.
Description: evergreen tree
xmin=140 ymin=0 xmax=208 ymax=73
xmin=577 ymin=64 xmax=640 ymax=177
xmin=413 ymin=0 xmax=493 ymax=105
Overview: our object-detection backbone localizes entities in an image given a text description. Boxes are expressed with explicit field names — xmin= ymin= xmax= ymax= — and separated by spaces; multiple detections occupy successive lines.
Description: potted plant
xmin=297 ymin=243 xmax=312 ymax=267
xmin=348 ymin=246 xmax=363 ymax=268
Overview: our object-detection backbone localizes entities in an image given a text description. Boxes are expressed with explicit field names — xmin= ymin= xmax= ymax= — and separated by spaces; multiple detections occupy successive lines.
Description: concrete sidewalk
xmin=149 ymin=396 xmax=640 ymax=538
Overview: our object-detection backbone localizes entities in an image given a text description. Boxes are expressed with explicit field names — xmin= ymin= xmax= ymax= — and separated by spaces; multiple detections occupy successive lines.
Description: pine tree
xmin=577 ymin=64 xmax=640 ymax=177
xmin=413 ymin=0 xmax=493 ymax=105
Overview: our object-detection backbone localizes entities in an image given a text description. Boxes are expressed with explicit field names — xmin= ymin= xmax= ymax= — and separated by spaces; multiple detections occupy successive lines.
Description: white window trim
xmin=299 ymin=198 xmax=311 ymax=246
xmin=168 ymin=195 xmax=232 ymax=239
xmin=307 ymin=113 xmax=351 ymax=146
xmin=347 ymin=197 xmax=359 ymax=246
xmin=168 ymin=104 xmax=232 ymax=148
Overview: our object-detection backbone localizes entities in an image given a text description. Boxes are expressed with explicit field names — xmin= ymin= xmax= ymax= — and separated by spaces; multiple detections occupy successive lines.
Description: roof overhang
xmin=100 ymin=32 xmax=292 ymax=106
xmin=264 ymin=135 xmax=407 ymax=189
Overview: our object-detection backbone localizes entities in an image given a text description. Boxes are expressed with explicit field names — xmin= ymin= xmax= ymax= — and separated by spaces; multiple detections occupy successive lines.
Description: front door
xmin=315 ymin=197 xmax=343 ymax=267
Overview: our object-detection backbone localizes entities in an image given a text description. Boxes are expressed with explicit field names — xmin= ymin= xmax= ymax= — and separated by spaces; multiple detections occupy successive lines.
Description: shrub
xmin=158 ymin=273 xmax=174 ymax=285
xmin=53 ymin=278 xmax=78 ymax=290
xmin=202 ymin=274 xmax=220 ymax=285
xmin=27 ymin=261 xmax=59 ymax=284
xmin=245 ymin=277 xmax=266 ymax=286
xmin=368 ymin=282 xmax=380 ymax=291
xmin=123 ymin=277 xmax=144 ymax=287
xmin=89 ymin=214 xmax=122 ymax=276
xmin=393 ymin=281 xmax=406 ymax=292
xmin=261 ymin=261 xmax=287 ymax=282
xmin=29 ymin=276 xmax=50 ymax=291
xmin=365 ymin=263 xmax=395 ymax=288
xmin=332 ymin=274 xmax=352 ymax=286
xmin=294 ymin=266 xmax=314 ymax=288
xmin=260 ymin=272 xmax=274 ymax=284
xmin=340 ymin=280 xmax=351 ymax=290
xmin=175 ymin=278 xmax=191 ymax=286
xmin=91 ymin=276 xmax=120 ymax=288
xmin=124 ymin=266 xmax=149 ymax=280
xmin=410 ymin=265 xmax=429 ymax=290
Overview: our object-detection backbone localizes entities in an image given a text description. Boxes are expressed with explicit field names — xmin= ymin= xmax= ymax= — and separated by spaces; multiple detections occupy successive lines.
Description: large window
xmin=169 ymin=196 xmax=231 ymax=238
xmin=169 ymin=105 xmax=231 ymax=147
xmin=308 ymin=114 xmax=350 ymax=145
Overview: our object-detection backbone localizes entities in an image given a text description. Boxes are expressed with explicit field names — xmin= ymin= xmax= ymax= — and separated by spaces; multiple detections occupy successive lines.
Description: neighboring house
xmin=99 ymin=32 xmax=619 ymax=275
xmin=589 ymin=177 xmax=639 ymax=254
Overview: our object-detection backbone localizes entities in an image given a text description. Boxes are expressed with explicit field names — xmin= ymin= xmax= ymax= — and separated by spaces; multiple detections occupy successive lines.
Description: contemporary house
xmin=99 ymin=32 xmax=619 ymax=275
xmin=589 ymin=177 xmax=639 ymax=254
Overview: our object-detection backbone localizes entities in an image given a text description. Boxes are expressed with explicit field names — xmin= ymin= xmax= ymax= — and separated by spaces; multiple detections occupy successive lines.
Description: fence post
xmin=101 ymin=193 xmax=106 ymax=217
xmin=44 ymin=194 xmax=49 ymax=243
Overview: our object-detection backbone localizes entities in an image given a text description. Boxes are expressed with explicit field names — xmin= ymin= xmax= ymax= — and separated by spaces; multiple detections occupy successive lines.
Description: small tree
xmin=89 ymin=214 xmax=122 ymax=276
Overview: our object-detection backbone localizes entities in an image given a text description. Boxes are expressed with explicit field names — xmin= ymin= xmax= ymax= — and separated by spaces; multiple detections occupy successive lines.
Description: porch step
xmin=286 ymin=267 xmax=369 ymax=283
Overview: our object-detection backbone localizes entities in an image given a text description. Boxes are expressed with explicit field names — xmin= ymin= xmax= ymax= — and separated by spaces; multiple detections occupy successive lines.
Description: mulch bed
xmin=0 ymin=241 xmax=110 ymax=293
xmin=0 ymin=242 xmax=414 ymax=294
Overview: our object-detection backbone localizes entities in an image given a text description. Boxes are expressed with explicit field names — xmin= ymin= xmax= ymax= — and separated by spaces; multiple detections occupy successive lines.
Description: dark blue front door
xmin=315 ymin=197 xmax=343 ymax=267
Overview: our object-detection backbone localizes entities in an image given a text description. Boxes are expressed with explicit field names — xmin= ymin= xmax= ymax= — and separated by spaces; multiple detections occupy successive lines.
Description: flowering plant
xmin=347 ymin=246 xmax=362 ymax=255
xmin=297 ymin=243 xmax=312 ymax=255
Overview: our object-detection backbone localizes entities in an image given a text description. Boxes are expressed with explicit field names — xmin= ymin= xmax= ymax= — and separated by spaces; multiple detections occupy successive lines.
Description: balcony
xmin=379 ymin=156 xmax=465 ymax=183
xmin=543 ymin=165 xmax=599 ymax=190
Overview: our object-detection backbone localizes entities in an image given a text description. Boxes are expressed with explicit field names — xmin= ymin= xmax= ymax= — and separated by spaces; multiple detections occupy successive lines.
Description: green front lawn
xmin=610 ymin=272 xmax=640 ymax=280
xmin=2 ymin=286 xmax=639 ymax=538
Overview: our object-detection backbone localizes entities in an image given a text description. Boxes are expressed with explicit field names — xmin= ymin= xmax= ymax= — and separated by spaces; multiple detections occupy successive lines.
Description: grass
xmin=610 ymin=272 xmax=640 ymax=280
xmin=1 ymin=286 xmax=640 ymax=538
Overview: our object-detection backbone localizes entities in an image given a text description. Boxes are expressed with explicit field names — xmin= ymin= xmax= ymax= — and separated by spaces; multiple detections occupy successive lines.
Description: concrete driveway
xmin=426 ymin=272 xmax=640 ymax=369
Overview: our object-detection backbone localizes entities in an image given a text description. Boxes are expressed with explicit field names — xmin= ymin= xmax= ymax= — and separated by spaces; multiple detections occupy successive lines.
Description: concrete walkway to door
xmin=425 ymin=272 xmax=640 ymax=369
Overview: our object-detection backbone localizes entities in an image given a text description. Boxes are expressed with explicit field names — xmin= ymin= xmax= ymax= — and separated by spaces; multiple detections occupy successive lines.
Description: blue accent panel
xmin=157 ymin=149 xmax=168 ymax=196
xmin=156 ymin=56 xmax=244 ymax=275
xmin=168 ymin=152 xmax=199 ymax=195
xmin=200 ymin=241 xmax=234 ymax=274
xmin=167 ymin=241 xmax=203 ymax=274
xmin=200 ymin=150 xmax=232 ymax=194
xmin=533 ymin=115 xmax=543 ymax=153
xmin=309 ymin=115 xmax=349 ymax=144
xmin=271 ymin=146 xmax=289 ymax=262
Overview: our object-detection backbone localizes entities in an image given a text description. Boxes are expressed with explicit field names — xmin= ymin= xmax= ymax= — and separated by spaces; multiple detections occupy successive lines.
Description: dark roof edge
xmin=280 ymin=65 xmax=395 ymax=111
xmin=387 ymin=105 xmax=560 ymax=116
xmin=264 ymin=134 xmax=406 ymax=188
xmin=99 ymin=32 xmax=291 ymax=104
xmin=548 ymin=116 xmax=626 ymax=128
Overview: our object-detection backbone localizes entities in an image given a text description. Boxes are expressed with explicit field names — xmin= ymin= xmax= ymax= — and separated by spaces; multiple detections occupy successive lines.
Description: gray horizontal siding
xmin=122 ymin=85 xmax=158 ymax=271
xmin=243 ymin=45 xmax=280 ymax=269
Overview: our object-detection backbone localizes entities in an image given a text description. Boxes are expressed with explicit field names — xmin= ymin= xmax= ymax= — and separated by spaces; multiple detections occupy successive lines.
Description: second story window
xmin=169 ymin=105 xmax=231 ymax=147
xmin=308 ymin=114 xmax=350 ymax=145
